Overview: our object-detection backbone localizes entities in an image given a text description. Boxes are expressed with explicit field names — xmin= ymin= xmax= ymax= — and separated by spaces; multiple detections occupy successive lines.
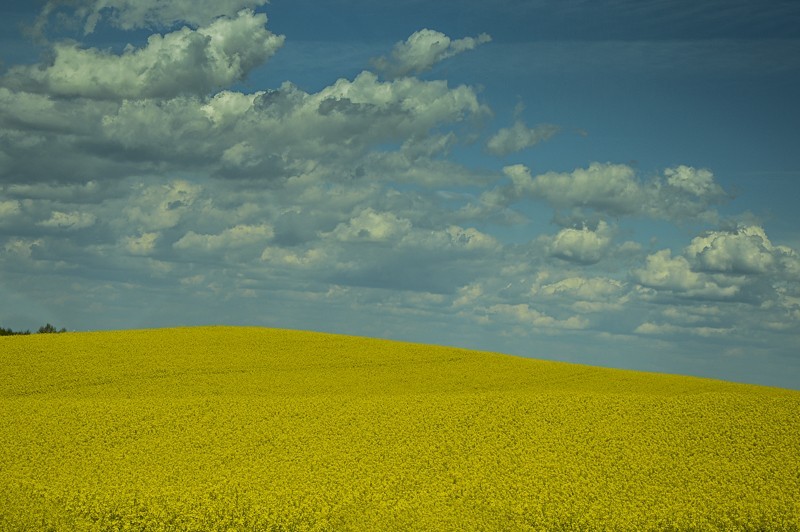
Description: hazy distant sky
xmin=2 ymin=0 xmax=799 ymax=389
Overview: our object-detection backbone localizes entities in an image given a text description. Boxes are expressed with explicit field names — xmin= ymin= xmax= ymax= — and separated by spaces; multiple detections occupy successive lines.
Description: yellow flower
xmin=0 ymin=326 xmax=798 ymax=530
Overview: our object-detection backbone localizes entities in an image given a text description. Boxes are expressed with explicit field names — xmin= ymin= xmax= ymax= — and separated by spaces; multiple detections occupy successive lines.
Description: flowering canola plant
xmin=1 ymin=326 xmax=798 ymax=530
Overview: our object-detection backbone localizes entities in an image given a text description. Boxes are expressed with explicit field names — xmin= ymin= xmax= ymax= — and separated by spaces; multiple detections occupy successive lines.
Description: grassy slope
xmin=1 ymin=326 xmax=799 ymax=530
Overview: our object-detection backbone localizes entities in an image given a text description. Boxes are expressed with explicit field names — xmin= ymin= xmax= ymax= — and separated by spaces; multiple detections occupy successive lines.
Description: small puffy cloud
xmin=538 ymin=276 xmax=625 ymax=299
xmin=173 ymin=223 xmax=274 ymax=252
xmin=486 ymin=121 xmax=560 ymax=156
xmin=664 ymin=165 xmax=725 ymax=199
xmin=488 ymin=303 xmax=589 ymax=330
xmin=632 ymin=225 xmax=800 ymax=313
xmin=441 ymin=226 xmax=499 ymax=251
xmin=323 ymin=207 xmax=499 ymax=255
xmin=6 ymin=10 xmax=284 ymax=100
xmin=545 ymin=220 xmax=614 ymax=264
xmin=484 ymin=163 xmax=728 ymax=223
xmin=395 ymin=224 xmax=501 ymax=253
xmin=685 ymin=225 xmax=777 ymax=274
xmin=536 ymin=275 xmax=628 ymax=313
xmin=123 ymin=180 xmax=203 ymax=231
xmin=647 ymin=165 xmax=729 ymax=222
xmin=526 ymin=162 xmax=644 ymax=215
xmin=3 ymin=238 xmax=42 ymax=260
xmin=373 ymin=29 xmax=491 ymax=78
xmin=634 ymin=322 xmax=732 ymax=337
xmin=37 ymin=210 xmax=97 ymax=230
xmin=328 ymin=208 xmax=413 ymax=243
xmin=260 ymin=246 xmax=328 ymax=268
xmin=124 ymin=232 xmax=160 ymax=256
xmin=0 ymin=200 xmax=21 ymax=219
xmin=502 ymin=164 xmax=534 ymax=191
xmin=453 ymin=283 xmax=484 ymax=308
xmin=633 ymin=249 xmax=741 ymax=299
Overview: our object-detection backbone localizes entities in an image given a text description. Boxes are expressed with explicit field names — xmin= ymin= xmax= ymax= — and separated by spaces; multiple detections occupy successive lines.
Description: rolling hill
xmin=1 ymin=326 xmax=798 ymax=530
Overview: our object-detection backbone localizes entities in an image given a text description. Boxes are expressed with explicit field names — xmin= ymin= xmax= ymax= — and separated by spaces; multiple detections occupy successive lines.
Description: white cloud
xmin=646 ymin=166 xmax=729 ymax=223
xmin=526 ymin=162 xmax=643 ymax=215
xmin=90 ymin=71 xmax=487 ymax=181
xmin=0 ymin=200 xmax=21 ymax=219
xmin=634 ymin=322 xmax=732 ymax=337
xmin=538 ymin=275 xmax=624 ymax=299
xmin=37 ymin=210 xmax=97 ymax=230
xmin=324 ymin=208 xmax=500 ymax=256
xmin=545 ymin=220 xmax=614 ymax=264
xmin=536 ymin=275 xmax=628 ymax=313
xmin=124 ymin=232 xmax=160 ymax=256
xmin=122 ymin=180 xmax=204 ymax=231
xmin=488 ymin=303 xmax=589 ymax=330
xmin=328 ymin=208 xmax=413 ymax=243
xmin=6 ymin=10 xmax=283 ymax=100
xmin=373 ymin=29 xmax=491 ymax=78
xmin=440 ymin=226 xmax=499 ymax=251
xmin=685 ymin=225 xmax=777 ymax=274
xmin=633 ymin=249 xmax=742 ymax=299
xmin=173 ymin=224 xmax=274 ymax=252
xmin=3 ymin=238 xmax=42 ymax=260
xmin=664 ymin=165 xmax=725 ymax=198
xmin=260 ymin=246 xmax=328 ymax=268
xmin=486 ymin=121 xmax=560 ymax=156
xmin=453 ymin=283 xmax=484 ymax=308
xmin=485 ymin=163 xmax=728 ymax=223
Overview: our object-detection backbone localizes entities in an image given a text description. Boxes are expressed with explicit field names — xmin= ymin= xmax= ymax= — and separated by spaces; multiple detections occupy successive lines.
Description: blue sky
xmin=1 ymin=0 xmax=799 ymax=389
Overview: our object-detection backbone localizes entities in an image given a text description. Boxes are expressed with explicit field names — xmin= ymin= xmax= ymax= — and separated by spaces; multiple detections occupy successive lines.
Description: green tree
xmin=0 ymin=326 xmax=31 ymax=336
xmin=37 ymin=323 xmax=67 ymax=334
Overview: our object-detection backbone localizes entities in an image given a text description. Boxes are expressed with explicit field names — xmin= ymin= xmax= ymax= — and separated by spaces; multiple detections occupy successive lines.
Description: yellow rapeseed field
xmin=1 ymin=326 xmax=798 ymax=531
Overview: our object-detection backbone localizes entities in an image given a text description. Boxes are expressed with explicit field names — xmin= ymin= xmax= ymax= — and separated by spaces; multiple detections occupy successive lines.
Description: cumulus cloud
xmin=3 ymin=238 xmax=43 ymax=260
xmin=634 ymin=322 xmax=732 ymax=337
xmin=260 ymin=246 xmax=328 ymax=268
xmin=483 ymin=162 xmax=728 ymax=223
xmin=545 ymin=220 xmax=614 ymax=264
xmin=664 ymin=165 xmax=725 ymax=199
xmin=5 ymin=10 xmax=284 ymax=100
xmin=505 ymin=162 xmax=645 ymax=215
xmin=328 ymin=208 xmax=413 ymax=243
xmin=535 ymin=276 xmax=629 ymax=312
xmin=686 ymin=225 xmax=778 ymax=274
xmin=632 ymin=249 xmax=742 ymax=299
xmin=0 ymin=200 xmax=22 ymax=220
xmin=630 ymin=224 xmax=800 ymax=330
xmin=37 ymin=210 xmax=97 ymax=230
xmin=373 ymin=29 xmax=491 ymax=78
xmin=488 ymin=303 xmax=588 ymax=330
xmin=486 ymin=121 xmax=560 ymax=156
xmin=530 ymin=274 xmax=631 ymax=315
xmin=90 ymin=71 xmax=487 ymax=179
xmin=322 ymin=208 xmax=500 ymax=256
xmin=648 ymin=165 xmax=730 ymax=222
xmin=173 ymin=223 xmax=274 ymax=252
xmin=538 ymin=276 xmax=624 ymax=299
xmin=123 ymin=232 xmax=159 ymax=256
xmin=2 ymin=61 xmax=488 ymax=186
xmin=122 ymin=180 xmax=204 ymax=231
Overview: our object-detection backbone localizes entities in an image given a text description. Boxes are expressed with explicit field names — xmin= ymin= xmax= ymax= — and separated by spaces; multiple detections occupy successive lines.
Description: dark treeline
xmin=0 ymin=323 xmax=67 ymax=336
